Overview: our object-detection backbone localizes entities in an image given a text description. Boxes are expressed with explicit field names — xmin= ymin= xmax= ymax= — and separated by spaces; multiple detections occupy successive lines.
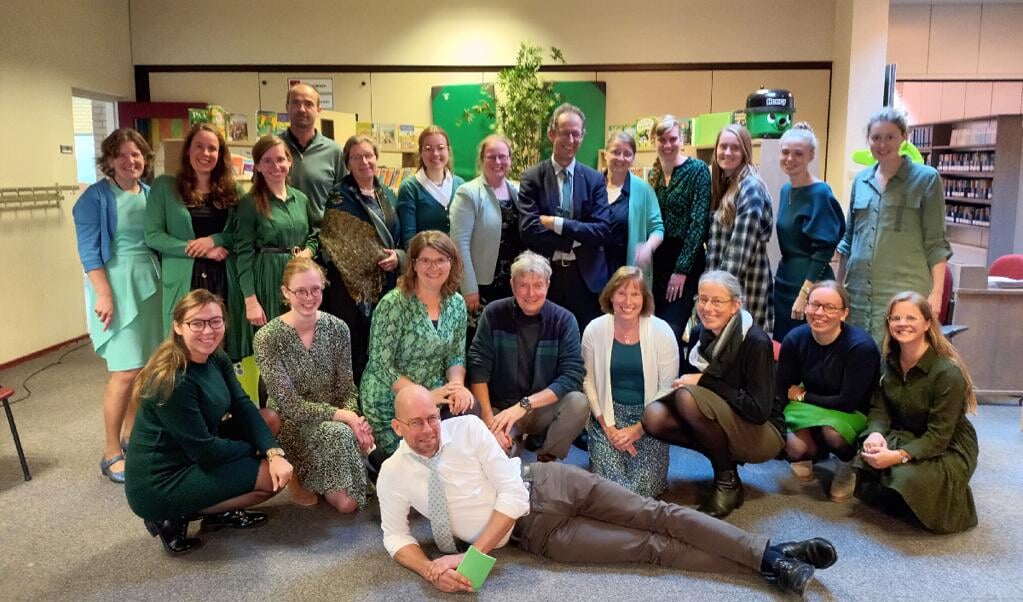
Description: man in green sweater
xmin=280 ymin=83 xmax=346 ymax=223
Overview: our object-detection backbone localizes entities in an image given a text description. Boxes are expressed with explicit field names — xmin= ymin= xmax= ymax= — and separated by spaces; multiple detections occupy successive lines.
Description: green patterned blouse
xmin=649 ymin=157 xmax=711 ymax=274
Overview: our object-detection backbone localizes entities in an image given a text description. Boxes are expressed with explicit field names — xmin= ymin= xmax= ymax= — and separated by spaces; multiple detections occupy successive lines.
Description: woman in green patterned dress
xmin=254 ymin=257 xmax=374 ymax=512
xmin=73 ymin=129 xmax=163 ymax=483
xmin=360 ymin=231 xmax=475 ymax=456
xmin=236 ymin=136 xmax=319 ymax=348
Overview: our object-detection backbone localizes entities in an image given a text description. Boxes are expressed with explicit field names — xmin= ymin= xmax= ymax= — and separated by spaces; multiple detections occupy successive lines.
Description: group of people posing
xmin=71 ymin=83 xmax=979 ymax=596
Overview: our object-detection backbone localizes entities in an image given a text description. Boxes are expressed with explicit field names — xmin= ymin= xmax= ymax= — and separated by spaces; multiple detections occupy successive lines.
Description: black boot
xmin=762 ymin=555 xmax=815 ymax=596
xmin=200 ymin=510 xmax=268 ymax=531
xmin=774 ymin=538 xmax=838 ymax=569
xmin=697 ymin=469 xmax=743 ymax=518
xmin=144 ymin=518 xmax=202 ymax=556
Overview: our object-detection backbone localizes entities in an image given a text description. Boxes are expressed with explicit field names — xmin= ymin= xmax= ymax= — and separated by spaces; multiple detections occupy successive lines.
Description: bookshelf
xmin=909 ymin=115 xmax=1023 ymax=266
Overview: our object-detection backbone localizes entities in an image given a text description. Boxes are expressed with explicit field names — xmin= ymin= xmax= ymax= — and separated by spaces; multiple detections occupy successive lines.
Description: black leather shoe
xmin=697 ymin=469 xmax=743 ymax=518
xmin=144 ymin=518 xmax=202 ymax=556
xmin=201 ymin=510 xmax=268 ymax=531
xmin=774 ymin=538 xmax=838 ymax=569
xmin=763 ymin=556 xmax=815 ymax=597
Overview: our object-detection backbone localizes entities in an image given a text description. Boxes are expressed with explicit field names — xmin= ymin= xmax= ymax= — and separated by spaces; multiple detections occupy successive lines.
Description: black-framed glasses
xmin=806 ymin=302 xmax=845 ymax=315
xmin=184 ymin=317 xmax=225 ymax=333
xmin=395 ymin=415 xmax=441 ymax=430
xmin=286 ymin=286 xmax=324 ymax=299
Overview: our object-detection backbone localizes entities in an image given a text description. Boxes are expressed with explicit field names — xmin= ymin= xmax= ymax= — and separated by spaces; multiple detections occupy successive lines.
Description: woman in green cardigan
xmin=396 ymin=125 xmax=465 ymax=244
xmin=125 ymin=289 xmax=292 ymax=556
xmin=603 ymin=131 xmax=664 ymax=287
xmin=235 ymin=136 xmax=319 ymax=345
xmin=145 ymin=123 xmax=245 ymax=358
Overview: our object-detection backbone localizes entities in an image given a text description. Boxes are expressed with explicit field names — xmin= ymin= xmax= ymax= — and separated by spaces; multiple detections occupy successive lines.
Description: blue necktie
xmin=413 ymin=452 xmax=458 ymax=553
xmin=560 ymin=168 xmax=573 ymax=218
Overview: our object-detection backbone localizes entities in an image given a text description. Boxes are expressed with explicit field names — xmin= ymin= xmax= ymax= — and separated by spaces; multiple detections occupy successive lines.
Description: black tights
xmin=784 ymin=426 xmax=856 ymax=462
xmin=641 ymin=389 xmax=735 ymax=472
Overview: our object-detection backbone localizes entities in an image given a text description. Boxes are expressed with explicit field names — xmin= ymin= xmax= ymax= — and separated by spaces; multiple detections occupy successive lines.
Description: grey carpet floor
xmin=2 ymin=341 xmax=1022 ymax=601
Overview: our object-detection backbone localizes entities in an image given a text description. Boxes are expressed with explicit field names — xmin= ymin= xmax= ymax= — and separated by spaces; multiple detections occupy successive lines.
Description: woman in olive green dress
xmin=125 ymin=290 xmax=292 ymax=556
xmin=856 ymin=291 xmax=978 ymax=534
xmin=236 ymin=136 xmax=319 ymax=349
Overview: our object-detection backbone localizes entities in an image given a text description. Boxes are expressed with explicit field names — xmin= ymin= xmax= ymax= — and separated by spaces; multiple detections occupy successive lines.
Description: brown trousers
xmin=513 ymin=463 xmax=768 ymax=574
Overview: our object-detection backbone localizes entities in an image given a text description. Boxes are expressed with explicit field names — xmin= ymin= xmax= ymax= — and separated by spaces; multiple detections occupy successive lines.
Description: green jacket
xmin=144 ymin=175 xmax=241 ymax=334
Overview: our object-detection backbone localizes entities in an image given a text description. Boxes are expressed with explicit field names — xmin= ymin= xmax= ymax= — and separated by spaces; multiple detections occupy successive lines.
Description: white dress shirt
xmin=377 ymin=416 xmax=531 ymax=557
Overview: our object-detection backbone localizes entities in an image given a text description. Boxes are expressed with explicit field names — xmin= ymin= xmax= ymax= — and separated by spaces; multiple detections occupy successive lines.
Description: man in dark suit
xmin=518 ymin=103 xmax=612 ymax=331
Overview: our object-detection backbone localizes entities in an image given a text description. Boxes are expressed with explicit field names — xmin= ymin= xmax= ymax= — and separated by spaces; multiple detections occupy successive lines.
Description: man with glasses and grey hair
xmin=518 ymin=103 xmax=613 ymax=332
xmin=467 ymin=251 xmax=588 ymax=462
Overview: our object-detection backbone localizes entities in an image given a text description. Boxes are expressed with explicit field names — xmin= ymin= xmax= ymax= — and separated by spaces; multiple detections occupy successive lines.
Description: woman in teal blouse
xmin=836 ymin=108 xmax=952 ymax=343
xmin=145 ymin=123 xmax=244 ymax=358
xmin=773 ymin=123 xmax=845 ymax=342
xmin=360 ymin=231 xmax=474 ymax=455
xmin=396 ymin=126 xmax=465 ymax=244
xmin=125 ymin=289 xmax=293 ymax=555
xmin=73 ymin=128 xmax=162 ymax=483
xmin=235 ymin=136 xmax=319 ymax=354
xmin=604 ymin=132 xmax=664 ymax=287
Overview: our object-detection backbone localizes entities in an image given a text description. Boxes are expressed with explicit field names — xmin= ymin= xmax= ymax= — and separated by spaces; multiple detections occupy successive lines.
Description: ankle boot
xmin=144 ymin=518 xmax=202 ymax=556
xmin=697 ymin=469 xmax=743 ymax=518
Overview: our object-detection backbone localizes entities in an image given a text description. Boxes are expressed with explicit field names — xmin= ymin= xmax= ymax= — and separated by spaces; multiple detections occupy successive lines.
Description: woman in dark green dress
xmin=773 ymin=123 xmax=845 ymax=342
xmin=856 ymin=291 xmax=979 ymax=534
xmin=125 ymin=290 xmax=293 ymax=555
xmin=236 ymin=136 xmax=319 ymax=346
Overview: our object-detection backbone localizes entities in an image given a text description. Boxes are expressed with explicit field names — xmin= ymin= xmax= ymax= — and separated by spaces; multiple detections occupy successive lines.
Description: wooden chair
xmin=0 ymin=386 xmax=31 ymax=481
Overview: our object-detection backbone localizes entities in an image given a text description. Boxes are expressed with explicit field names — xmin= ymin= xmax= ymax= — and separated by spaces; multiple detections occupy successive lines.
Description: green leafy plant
xmin=463 ymin=42 xmax=565 ymax=176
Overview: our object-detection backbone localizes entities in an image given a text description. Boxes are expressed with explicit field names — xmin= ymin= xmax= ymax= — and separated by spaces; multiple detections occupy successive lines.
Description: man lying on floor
xmin=377 ymin=385 xmax=838 ymax=595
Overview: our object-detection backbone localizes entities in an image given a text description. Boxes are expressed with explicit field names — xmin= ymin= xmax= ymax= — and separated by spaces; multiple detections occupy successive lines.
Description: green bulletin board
xmin=430 ymin=81 xmax=607 ymax=178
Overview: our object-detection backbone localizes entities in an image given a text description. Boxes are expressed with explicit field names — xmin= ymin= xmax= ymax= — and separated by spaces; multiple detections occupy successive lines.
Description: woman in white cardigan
xmin=449 ymin=134 xmax=522 ymax=320
xmin=582 ymin=266 xmax=680 ymax=497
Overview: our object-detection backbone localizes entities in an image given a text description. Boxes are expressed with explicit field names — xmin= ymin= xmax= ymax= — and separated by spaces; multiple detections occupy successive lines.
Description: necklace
xmin=615 ymin=321 xmax=639 ymax=344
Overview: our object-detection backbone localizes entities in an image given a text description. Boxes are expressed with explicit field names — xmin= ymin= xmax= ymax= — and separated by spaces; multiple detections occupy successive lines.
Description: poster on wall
xmin=288 ymin=77 xmax=334 ymax=110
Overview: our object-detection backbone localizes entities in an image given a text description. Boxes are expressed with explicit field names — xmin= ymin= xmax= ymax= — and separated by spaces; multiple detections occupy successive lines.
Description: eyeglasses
xmin=286 ymin=286 xmax=324 ymax=299
xmin=395 ymin=415 xmax=441 ymax=430
xmin=887 ymin=314 xmax=922 ymax=324
xmin=416 ymin=257 xmax=451 ymax=269
xmin=806 ymin=302 xmax=845 ymax=315
xmin=423 ymin=144 xmax=448 ymax=153
xmin=696 ymin=296 xmax=735 ymax=309
xmin=484 ymin=153 xmax=510 ymax=162
xmin=258 ymin=156 xmax=290 ymax=167
xmin=183 ymin=317 xmax=225 ymax=332
xmin=555 ymin=129 xmax=584 ymax=141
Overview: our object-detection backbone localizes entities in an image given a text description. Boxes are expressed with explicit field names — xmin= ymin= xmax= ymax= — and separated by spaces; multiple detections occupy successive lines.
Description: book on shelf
xmin=398 ymin=124 xmax=416 ymax=151
xmin=188 ymin=107 xmax=210 ymax=127
xmin=356 ymin=121 xmax=373 ymax=137
xmin=375 ymin=123 xmax=397 ymax=151
xmin=227 ymin=113 xmax=249 ymax=143
xmin=256 ymin=111 xmax=278 ymax=137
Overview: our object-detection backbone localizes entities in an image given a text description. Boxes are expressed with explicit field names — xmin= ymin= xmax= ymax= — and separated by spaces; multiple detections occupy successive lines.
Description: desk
xmin=953 ymin=287 xmax=1023 ymax=400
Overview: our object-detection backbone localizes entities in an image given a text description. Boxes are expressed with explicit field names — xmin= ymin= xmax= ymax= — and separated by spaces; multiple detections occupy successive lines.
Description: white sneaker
xmin=790 ymin=460 xmax=814 ymax=481
xmin=830 ymin=459 xmax=856 ymax=502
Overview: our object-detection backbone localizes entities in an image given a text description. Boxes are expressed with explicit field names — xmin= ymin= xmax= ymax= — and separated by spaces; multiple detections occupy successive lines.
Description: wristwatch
xmin=898 ymin=449 xmax=911 ymax=464
xmin=518 ymin=396 xmax=533 ymax=413
xmin=266 ymin=447 xmax=286 ymax=461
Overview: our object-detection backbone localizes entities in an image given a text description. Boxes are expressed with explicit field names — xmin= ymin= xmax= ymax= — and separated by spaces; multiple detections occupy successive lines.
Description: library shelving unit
xmin=909 ymin=115 xmax=1023 ymax=266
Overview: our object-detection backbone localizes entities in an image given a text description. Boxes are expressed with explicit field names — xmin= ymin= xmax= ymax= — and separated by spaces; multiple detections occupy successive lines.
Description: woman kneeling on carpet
xmin=125 ymin=289 xmax=292 ymax=555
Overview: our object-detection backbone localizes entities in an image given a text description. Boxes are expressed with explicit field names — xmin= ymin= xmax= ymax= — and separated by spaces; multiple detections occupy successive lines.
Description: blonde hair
xmin=281 ymin=256 xmax=328 ymax=306
xmin=131 ymin=290 xmax=226 ymax=406
xmin=397 ymin=230 xmax=463 ymax=298
xmin=417 ymin=126 xmax=454 ymax=173
xmin=598 ymin=266 xmax=654 ymax=317
xmin=883 ymin=291 xmax=977 ymax=414
xmin=779 ymin=121 xmax=818 ymax=152
xmin=476 ymin=134 xmax=513 ymax=175
xmin=710 ymin=124 xmax=761 ymax=229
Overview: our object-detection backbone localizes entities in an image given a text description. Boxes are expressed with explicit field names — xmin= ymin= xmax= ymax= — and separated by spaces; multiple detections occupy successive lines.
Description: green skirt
xmin=784 ymin=400 xmax=867 ymax=445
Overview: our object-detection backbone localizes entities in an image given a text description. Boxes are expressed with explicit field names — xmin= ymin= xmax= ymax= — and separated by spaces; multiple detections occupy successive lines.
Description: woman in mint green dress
xmin=235 ymin=136 xmax=319 ymax=349
xmin=72 ymin=129 xmax=162 ymax=483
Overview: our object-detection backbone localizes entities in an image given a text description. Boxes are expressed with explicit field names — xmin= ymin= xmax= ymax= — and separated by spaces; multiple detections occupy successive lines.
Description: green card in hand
xmin=456 ymin=545 xmax=497 ymax=591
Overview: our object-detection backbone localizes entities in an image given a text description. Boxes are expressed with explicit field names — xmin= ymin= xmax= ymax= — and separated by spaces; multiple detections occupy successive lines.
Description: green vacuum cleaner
xmin=746 ymin=88 xmax=795 ymax=139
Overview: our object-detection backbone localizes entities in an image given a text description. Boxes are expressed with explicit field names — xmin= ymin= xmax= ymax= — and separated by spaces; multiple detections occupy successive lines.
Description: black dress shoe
xmin=774 ymin=538 xmax=838 ymax=569
xmin=697 ymin=469 xmax=743 ymax=518
xmin=200 ymin=510 xmax=268 ymax=531
xmin=763 ymin=556 xmax=815 ymax=597
xmin=144 ymin=518 xmax=203 ymax=556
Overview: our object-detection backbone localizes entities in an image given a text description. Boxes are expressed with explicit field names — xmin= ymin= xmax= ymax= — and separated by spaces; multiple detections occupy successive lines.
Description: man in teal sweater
xmin=467 ymin=251 xmax=588 ymax=461
xmin=280 ymin=83 xmax=346 ymax=223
